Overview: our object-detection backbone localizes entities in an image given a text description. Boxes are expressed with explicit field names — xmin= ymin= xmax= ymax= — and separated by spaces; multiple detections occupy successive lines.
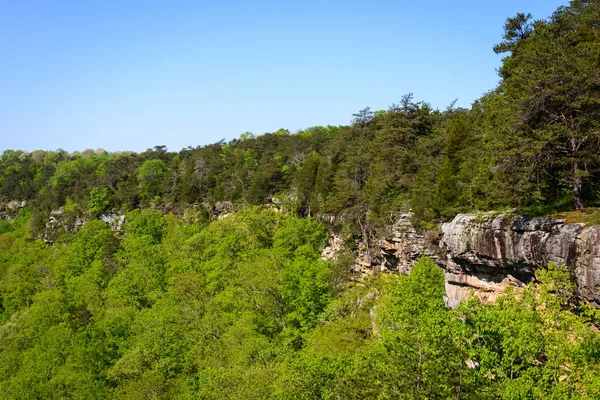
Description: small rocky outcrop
xmin=100 ymin=213 xmax=126 ymax=232
xmin=43 ymin=208 xmax=126 ymax=242
xmin=206 ymin=201 xmax=237 ymax=220
xmin=0 ymin=200 xmax=27 ymax=220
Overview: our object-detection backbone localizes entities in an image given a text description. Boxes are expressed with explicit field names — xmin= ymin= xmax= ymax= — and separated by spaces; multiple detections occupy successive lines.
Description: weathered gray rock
xmin=321 ymin=233 xmax=345 ymax=261
xmin=573 ymin=226 xmax=600 ymax=304
xmin=0 ymin=200 xmax=27 ymax=220
xmin=42 ymin=209 xmax=126 ymax=242
xmin=100 ymin=213 xmax=125 ymax=232
xmin=6 ymin=200 xmax=26 ymax=210
xmin=323 ymin=213 xmax=440 ymax=274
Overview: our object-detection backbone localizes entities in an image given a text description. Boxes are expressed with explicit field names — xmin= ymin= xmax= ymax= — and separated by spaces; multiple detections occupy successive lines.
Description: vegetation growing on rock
xmin=1 ymin=210 xmax=600 ymax=398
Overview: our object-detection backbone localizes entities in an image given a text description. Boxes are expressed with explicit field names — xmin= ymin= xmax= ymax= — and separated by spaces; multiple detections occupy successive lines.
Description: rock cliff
xmin=322 ymin=213 xmax=440 ymax=274
xmin=439 ymin=214 xmax=600 ymax=307
xmin=326 ymin=213 xmax=600 ymax=307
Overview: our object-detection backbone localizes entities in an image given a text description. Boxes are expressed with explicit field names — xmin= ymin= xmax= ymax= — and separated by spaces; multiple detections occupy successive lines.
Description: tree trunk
xmin=569 ymin=113 xmax=584 ymax=209
xmin=572 ymin=162 xmax=584 ymax=209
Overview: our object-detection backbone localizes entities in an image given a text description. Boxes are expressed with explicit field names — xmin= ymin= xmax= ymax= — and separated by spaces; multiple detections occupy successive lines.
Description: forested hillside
xmin=1 ymin=1 xmax=600 ymax=398
xmin=1 ymin=208 xmax=600 ymax=399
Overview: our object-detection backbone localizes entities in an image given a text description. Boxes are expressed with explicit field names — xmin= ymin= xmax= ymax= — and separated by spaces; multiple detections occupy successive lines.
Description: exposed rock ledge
xmin=322 ymin=213 xmax=440 ymax=275
xmin=324 ymin=213 xmax=600 ymax=307
xmin=440 ymin=214 xmax=600 ymax=307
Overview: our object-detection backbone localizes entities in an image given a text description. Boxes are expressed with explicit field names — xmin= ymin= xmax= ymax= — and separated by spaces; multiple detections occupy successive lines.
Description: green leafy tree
xmin=136 ymin=159 xmax=167 ymax=202
xmin=335 ymin=258 xmax=474 ymax=398
xmin=458 ymin=264 xmax=600 ymax=398
xmin=88 ymin=187 xmax=110 ymax=214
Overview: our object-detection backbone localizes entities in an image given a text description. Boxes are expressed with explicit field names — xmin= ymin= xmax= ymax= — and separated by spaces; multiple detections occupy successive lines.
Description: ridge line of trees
xmin=1 ymin=2 xmax=600 ymax=239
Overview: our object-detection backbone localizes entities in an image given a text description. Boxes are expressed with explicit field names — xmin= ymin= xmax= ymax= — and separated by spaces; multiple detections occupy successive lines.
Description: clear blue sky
xmin=0 ymin=0 xmax=567 ymax=153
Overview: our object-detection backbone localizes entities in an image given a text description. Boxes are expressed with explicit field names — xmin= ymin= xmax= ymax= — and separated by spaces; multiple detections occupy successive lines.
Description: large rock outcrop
xmin=325 ymin=213 xmax=600 ymax=307
xmin=440 ymin=214 xmax=600 ymax=307
xmin=322 ymin=213 xmax=440 ymax=274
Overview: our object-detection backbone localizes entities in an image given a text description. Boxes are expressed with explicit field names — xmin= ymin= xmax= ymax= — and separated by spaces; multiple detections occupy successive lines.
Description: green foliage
xmin=1 ymin=1 xmax=600 ymax=398
xmin=0 ymin=220 xmax=12 ymax=235
xmin=495 ymin=1 xmax=600 ymax=209
xmin=1 ymin=208 xmax=600 ymax=398
xmin=336 ymin=258 xmax=472 ymax=398
xmin=0 ymin=209 xmax=341 ymax=398
xmin=136 ymin=159 xmax=167 ymax=202
xmin=458 ymin=264 xmax=600 ymax=398
xmin=88 ymin=187 xmax=110 ymax=214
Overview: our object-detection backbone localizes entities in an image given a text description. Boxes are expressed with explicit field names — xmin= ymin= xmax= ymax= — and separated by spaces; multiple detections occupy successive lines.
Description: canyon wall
xmin=3 ymin=202 xmax=598 ymax=306
xmin=325 ymin=213 xmax=600 ymax=307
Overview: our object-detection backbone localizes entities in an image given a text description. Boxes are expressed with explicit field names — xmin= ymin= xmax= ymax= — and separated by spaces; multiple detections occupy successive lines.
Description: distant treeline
xmin=2 ymin=2 xmax=600 ymax=238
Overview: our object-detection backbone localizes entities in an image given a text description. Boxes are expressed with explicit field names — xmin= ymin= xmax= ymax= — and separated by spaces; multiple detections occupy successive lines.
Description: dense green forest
xmin=1 ymin=1 xmax=600 ymax=398
xmin=1 ymin=208 xmax=600 ymax=399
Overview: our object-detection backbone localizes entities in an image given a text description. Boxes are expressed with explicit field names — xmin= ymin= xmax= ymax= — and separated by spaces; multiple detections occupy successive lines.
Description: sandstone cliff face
xmin=575 ymin=226 xmax=600 ymax=304
xmin=440 ymin=214 xmax=600 ymax=307
xmin=325 ymin=213 xmax=600 ymax=307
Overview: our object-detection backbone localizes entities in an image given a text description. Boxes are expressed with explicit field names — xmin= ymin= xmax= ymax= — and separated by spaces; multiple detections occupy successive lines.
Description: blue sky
xmin=0 ymin=0 xmax=567 ymax=153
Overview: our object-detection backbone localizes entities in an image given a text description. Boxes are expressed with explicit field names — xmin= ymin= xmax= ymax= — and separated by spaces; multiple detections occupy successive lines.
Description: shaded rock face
xmin=373 ymin=213 xmax=441 ymax=274
xmin=569 ymin=226 xmax=600 ymax=304
xmin=440 ymin=214 xmax=600 ymax=307
xmin=325 ymin=213 xmax=600 ymax=307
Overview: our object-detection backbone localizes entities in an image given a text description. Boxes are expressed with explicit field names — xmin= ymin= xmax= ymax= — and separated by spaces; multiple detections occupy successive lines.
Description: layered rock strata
xmin=322 ymin=213 xmax=440 ymax=274
xmin=440 ymin=214 xmax=597 ymax=307
xmin=325 ymin=213 xmax=600 ymax=307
